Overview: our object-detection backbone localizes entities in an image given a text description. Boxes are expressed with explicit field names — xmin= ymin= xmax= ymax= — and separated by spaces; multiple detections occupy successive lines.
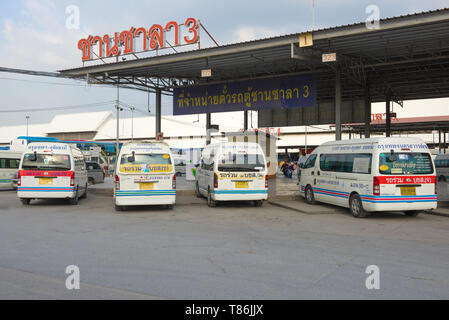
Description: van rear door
xmin=117 ymin=153 xmax=174 ymax=193
xmin=377 ymin=152 xmax=435 ymax=199
xmin=19 ymin=153 xmax=73 ymax=191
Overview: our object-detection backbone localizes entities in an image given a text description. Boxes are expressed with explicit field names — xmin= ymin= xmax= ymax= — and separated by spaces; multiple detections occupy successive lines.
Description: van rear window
xmin=379 ymin=153 xmax=433 ymax=175
xmin=22 ymin=154 xmax=71 ymax=171
xmin=217 ymin=153 xmax=265 ymax=172
xmin=120 ymin=154 xmax=171 ymax=165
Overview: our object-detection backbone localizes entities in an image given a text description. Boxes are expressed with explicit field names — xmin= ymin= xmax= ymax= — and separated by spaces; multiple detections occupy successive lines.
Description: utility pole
xmin=130 ymin=106 xmax=135 ymax=141
xmin=25 ymin=115 xmax=30 ymax=136
xmin=116 ymin=81 xmax=120 ymax=163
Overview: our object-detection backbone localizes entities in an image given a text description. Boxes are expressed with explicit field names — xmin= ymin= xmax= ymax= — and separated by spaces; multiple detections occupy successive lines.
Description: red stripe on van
xmin=377 ymin=176 xmax=436 ymax=184
xmin=19 ymin=170 xmax=72 ymax=177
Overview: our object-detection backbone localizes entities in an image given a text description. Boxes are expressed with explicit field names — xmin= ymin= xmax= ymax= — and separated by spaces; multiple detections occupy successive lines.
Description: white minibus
xmin=299 ymin=137 xmax=437 ymax=217
xmin=17 ymin=142 xmax=88 ymax=205
xmin=0 ymin=151 xmax=22 ymax=190
xmin=195 ymin=142 xmax=268 ymax=207
xmin=114 ymin=141 xmax=176 ymax=211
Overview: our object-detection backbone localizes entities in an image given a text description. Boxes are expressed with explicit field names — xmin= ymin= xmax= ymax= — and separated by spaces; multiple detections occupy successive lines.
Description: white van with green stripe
xmin=114 ymin=141 xmax=176 ymax=211
xmin=196 ymin=142 xmax=268 ymax=207
xmin=0 ymin=151 xmax=21 ymax=190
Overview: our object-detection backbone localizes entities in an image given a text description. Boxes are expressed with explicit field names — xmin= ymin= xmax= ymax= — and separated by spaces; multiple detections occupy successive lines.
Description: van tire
xmin=349 ymin=194 xmax=368 ymax=218
xmin=195 ymin=182 xmax=202 ymax=198
xmin=167 ymin=204 xmax=174 ymax=210
xmin=80 ymin=184 xmax=88 ymax=199
xmin=254 ymin=200 xmax=263 ymax=207
xmin=404 ymin=210 xmax=421 ymax=217
xmin=69 ymin=188 xmax=79 ymax=205
xmin=207 ymin=190 xmax=216 ymax=207
xmin=20 ymin=198 xmax=30 ymax=205
xmin=305 ymin=186 xmax=316 ymax=204
xmin=88 ymin=177 xmax=95 ymax=185
xmin=115 ymin=205 xmax=123 ymax=212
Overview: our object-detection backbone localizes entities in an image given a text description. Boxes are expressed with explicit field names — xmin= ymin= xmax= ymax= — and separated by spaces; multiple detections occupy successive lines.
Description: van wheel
xmin=438 ymin=175 xmax=446 ymax=182
xmin=20 ymin=198 xmax=30 ymax=205
xmin=115 ymin=205 xmax=123 ymax=212
xmin=88 ymin=177 xmax=95 ymax=185
xmin=69 ymin=188 xmax=79 ymax=205
xmin=254 ymin=200 xmax=263 ymax=207
xmin=80 ymin=184 xmax=88 ymax=199
xmin=404 ymin=210 xmax=421 ymax=217
xmin=166 ymin=204 xmax=175 ymax=210
xmin=305 ymin=186 xmax=316 ymax=204
xmin=207 ymin=190 xmax=216 ymax=207
xmin=195 ymin=181 xmax=202 ymax=198
xmin=349 ymin=194 xmax=368 ymax=218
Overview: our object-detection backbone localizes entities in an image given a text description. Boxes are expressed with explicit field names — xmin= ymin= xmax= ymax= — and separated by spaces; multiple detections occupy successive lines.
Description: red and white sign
xmin=377 ymin=176 xmax=436 ymax=184
xmin=78 ymin=18 xmax=200 ymax=61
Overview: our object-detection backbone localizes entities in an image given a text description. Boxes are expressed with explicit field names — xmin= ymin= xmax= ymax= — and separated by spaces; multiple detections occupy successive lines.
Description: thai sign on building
xmin=173 ymin=74 xmax=316 ymax=115
xmin=258 ymin=99 xmax=366 ymax=127
xmin=77 ymin=18 xmax=199 ymax=61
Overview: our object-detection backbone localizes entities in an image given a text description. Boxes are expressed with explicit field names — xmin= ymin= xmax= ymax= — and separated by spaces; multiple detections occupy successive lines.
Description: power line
xmin=1 ymin=101 xmax=116 ymax=113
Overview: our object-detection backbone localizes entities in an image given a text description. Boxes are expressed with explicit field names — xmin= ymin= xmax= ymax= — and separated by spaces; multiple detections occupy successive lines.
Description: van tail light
xmin=172 ymin=175 xmax=176 ymax=190
xmin=17 ymin=170 xmax=22 ymax=186
xmin=214 ymin=173 xmax=218 ymax=189
xmin=115 ymin=174 xmax=120 ymax=190
xmin=373 ymin=176 xmax=380 ymax=196
xmin=435 ymin=182 xmax=437 ymax=195
xmin=69 ymin=171 xmax=75 ymax=187
xmin=265 ymin=175 xmax=268 ymax=188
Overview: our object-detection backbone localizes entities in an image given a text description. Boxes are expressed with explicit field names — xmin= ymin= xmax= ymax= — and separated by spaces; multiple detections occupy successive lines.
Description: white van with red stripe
xmin=114 ymin=141 xmax=176 ymax=211
xmin=196 ymin=142 xmax=268 ymax=207
xmin=299 ymin=137 xmax=437 ymax=217
xmin=17 ymin=142 xmax=88 ymax=205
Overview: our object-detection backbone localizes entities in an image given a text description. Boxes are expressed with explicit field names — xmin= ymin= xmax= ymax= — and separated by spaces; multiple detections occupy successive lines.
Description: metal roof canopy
xmin=340 ymin=116 xmax=449 ymax=134
xmin=60 ymin=8 xmax=449 ymax=104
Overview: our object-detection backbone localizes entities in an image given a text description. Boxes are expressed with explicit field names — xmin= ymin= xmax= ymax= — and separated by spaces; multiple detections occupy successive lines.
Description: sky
xmin=1 ymin=0 xmax=449 ymax=129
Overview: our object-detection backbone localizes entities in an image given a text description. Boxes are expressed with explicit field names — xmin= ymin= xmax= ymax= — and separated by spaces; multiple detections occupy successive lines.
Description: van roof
xmin=320 ymin=137 xmax=426 ymax=146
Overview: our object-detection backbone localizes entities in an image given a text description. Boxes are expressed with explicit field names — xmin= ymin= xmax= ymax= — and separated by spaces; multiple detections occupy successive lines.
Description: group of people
xmin=279 ymin=151 xmax=307 ymax=179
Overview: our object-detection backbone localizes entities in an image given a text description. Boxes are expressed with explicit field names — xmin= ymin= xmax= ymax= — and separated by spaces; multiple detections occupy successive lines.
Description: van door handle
xmin=311 ymin=171 xmax=314 ymax=175
xmin=317 ymin=171 xmax=320 ymax=176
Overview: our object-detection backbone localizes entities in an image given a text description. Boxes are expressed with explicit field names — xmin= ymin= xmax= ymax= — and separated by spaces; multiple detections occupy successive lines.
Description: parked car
xmin=434 ymin=154 xmax=449 ymax=182
xmin=86 ymin=161 xmax=105 ymax=185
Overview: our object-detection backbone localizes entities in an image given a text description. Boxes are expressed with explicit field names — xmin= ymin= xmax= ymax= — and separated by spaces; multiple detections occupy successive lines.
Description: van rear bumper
xmin=212 ymin=190 xmax=268 ymax=202
xmin=115 ymin=190 xmax=176 ymax=206
xmin=361 ymin=198 xmax=438 ymax=212
xmin=17 ymin=189 xmax=76 ymax=199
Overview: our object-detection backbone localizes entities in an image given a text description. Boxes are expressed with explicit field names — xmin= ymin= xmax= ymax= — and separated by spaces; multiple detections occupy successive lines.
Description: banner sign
xmin=173 ymin=74 xmax=316 ymax=115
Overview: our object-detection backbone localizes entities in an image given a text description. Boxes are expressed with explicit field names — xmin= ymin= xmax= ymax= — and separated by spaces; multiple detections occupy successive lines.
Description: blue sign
xmin=173 ymin=74 xmax=316 ymax=115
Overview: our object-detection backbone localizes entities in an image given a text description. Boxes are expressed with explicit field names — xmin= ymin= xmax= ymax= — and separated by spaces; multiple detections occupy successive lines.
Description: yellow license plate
xmin=235 ymin=181 xmax=249 ymax=188
xmin=401 ymin=186 xmax=416 ymax=196
xmin=39 ymin=178 xmax=53 ymax=185
xmin=139 ymin=182 xmax=154 ymax=190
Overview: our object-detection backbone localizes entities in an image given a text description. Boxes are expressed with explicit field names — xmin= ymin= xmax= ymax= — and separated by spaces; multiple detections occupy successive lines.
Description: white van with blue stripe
xmin=114 ymin=141 xmax=176 ymax=211
xmin=299 ymin=137 xmax=437 ymax=217
xmin=196 ymin=142 xmax=268 ymax=207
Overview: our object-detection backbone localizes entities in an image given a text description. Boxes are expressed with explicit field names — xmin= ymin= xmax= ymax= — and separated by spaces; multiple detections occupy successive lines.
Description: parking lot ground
xmin=1 ymin=190 xmax=449 ymax=299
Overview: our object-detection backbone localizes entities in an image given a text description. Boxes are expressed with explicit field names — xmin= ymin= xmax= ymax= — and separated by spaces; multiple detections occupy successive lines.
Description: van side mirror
xmin=195 ymin=163 xmax=200 ymax=168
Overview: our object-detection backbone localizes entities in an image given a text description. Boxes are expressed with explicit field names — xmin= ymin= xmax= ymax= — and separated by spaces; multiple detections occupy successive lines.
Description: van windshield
xmin=121 ymin=153 xmax=171 ymax=165
xmin=379 ymin=153 xmax=433 ymax=175
xmin=217 ymin=153 xmax=265 ymax=172
xmin=22 ymin=154 xmax=71 ymax=171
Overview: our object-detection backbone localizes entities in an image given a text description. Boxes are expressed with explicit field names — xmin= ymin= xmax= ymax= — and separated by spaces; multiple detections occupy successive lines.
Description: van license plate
xmin=39 ymin=178 xmax=53 ymax=185
xmin=235 ymin=181 xmax=248 ymax=188
xmin=400 ymin=186 xmax=416 ymax=196
xmin=139 ymin=182 xmax=154 ymax=190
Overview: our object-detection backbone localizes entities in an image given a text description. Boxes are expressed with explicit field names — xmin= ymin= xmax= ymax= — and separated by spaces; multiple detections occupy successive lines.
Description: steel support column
xmin=364 ymin=84 xmax=371 ymax=138
xmin=386 ymin=95 xmax=391 ymax=137
xmin=335 ymin=69 xmax=342 ymax=141
xmin=244 ymin=111 xmax=248 ymax=131
xmin=206 ymin=113 xmax=211 ymax=145
xmin=155 ymin=88 xmax=161 ymax=138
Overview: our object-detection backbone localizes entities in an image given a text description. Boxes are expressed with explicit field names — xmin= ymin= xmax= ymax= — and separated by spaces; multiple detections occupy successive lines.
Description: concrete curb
xmin=428 ymin=210 xmax=449 ymax=218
